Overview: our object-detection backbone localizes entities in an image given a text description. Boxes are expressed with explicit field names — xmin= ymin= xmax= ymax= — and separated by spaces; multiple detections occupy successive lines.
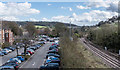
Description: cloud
xmin=0 ymin=2 xmax=40 ymax=16
xmin=61 ymin=6 xmax=72 ymax=11
xmin=48 ymin=4 xmax=52 ymax=6
xmin=50 ymin=10 xmax=118 ymax=26
xmin=106 ymin=2 xmax=118 ymax=12
xmin=29 ymin=18 xmax=39 ymax=21
xmin=0 ymin=16 xmax=19 ymax=21
xmin=86 ymin=0 xmax=119 ymax=12
xmin=69 ymin=7 xmax=72 ymax=11
xmin=41 ymin=18 xmax=49 ymax=21
xmin=76 ymin=5 xmax=90 ymax=9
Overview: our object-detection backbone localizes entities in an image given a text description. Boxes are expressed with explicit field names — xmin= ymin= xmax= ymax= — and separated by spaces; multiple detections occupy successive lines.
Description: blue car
xmin=1 ymin=50 xmax=8 ymax=55
xmin=0 ymin=66 xmax=15 ymax=70
xmin=40 ymin=63 xmax=59 ymax=70
xmin=47 ymin=56 xmax=59 ymax=60
xmin=0 ymin=51 xmax=4 ymax=56
xmin=45 ymin=59 xmax=60 ymax=65
xmin=16 ymin=56 xmax=25 ymax=62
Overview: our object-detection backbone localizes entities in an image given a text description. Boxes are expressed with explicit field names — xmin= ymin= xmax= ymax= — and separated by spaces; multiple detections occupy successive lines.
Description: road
xmin=19 ymin=42 xmax=51 ymax=69
xmin=80 ymin=38 xmax=120 ymax=68
xmin=0 ymin=48 xmax=24 ymax=66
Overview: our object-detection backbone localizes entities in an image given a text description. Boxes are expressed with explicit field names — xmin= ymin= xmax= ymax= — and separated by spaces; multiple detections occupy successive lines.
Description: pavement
xmin=19 ymin=42 xmax=51 ymax=69
xmin=0 ymin=47 xmax=24 ymax=66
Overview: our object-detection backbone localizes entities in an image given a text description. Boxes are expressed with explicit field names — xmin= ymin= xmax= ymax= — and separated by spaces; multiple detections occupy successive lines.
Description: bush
xmin=2 ymin=42 xmax=11 ymax=49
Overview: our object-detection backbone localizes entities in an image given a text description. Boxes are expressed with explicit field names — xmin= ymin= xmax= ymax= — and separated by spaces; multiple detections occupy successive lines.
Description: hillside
xmin=16 ymin=21 xmax=77 ymax=27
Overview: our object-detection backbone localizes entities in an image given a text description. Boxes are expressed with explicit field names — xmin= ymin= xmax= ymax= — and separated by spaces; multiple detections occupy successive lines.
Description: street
xmin=19 ymin=42 xmax=51 ymax=69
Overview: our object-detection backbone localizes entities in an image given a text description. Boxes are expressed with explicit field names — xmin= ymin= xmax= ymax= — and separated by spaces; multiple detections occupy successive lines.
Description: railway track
xmin=80 ymin=38 xmax=120 ymax=68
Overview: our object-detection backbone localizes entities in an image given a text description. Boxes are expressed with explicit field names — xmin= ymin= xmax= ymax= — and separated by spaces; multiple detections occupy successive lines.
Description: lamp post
xmin=69 ymin=16 xmax=74 ymax=41
xmin=16 ymin=43 xmax=19 ymax=56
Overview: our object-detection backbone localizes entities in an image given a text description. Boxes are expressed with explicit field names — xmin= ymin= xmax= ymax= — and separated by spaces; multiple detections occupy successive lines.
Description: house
xmin=0 ymin=29 xmax=14 ymax=45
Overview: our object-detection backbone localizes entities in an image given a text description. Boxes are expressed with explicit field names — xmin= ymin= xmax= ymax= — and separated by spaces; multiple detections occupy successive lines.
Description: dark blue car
xmin=40 ymin=63 xmax=59 ymax=70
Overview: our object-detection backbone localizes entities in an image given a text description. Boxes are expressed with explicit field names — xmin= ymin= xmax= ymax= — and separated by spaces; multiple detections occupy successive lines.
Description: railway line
xmin=80 ymin=38 xmax=120 ymax=68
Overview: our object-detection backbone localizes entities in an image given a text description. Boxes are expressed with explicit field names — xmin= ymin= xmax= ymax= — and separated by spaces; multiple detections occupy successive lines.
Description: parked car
xmin=16 ymin=56 xmax=25 ymax=62
xmin=1 ymin=50 xmax=8 ymax=55
xmin=27 ymin=50 xmax=33 ymax=55
xmin=3 ymin=62 xmax=19 ymax=69
xmin=29 ymin=47 xmax=37 ymax=51
xmin=46 ymin=53 xmax=60 ymax=58
xmin=47 ymin=50 xmax=58 ymax=54
xmin=7 ymin=58 xmax=21 ymax=64
xmin=35 ymin=44 xmax=41 ymax=48
xmin=45 ymin=59 xmax=60 ymax=65
xmin=5 ymin=47 xmax=15 ymax=51
xmin=2 ymin=49 xmax=10 ymax=53
xmin=0 ymin=66 xmax=15 ymax=70
xmin=49 ymin=46 xmax=57 ymax=50
xmin=47 ymin=56 xmax=59 ymax=60
xmin=21 ymin=52 xmax=30 ymax=56
xmin=40 ymin=63 xmax=59 ymax=70
xmin=4 ymin=61 xmax=19 ymax=65
xmin=27 ymin=48 xmax=35 ymax=53
xmin=50 ymin=39 xmax=54 ymax=42
xmin=0 ymin=51 xmax=4 ymax=56
xmin=5 ymin=48 xmax=12 ymax=53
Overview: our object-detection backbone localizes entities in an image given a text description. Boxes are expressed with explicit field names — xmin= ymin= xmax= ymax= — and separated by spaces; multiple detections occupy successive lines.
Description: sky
xmin=0 ymin=0 xmax=119 ymax=26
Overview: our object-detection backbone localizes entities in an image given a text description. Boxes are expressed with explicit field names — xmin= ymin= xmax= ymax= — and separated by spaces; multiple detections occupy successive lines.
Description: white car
xmin=4 ymin=49 xmax=12 ymax=53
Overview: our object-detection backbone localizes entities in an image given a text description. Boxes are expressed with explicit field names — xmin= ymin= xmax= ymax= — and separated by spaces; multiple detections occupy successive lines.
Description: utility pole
xmin=0 ymin=18 xmax=3 ymax=49
xmin=16 ymin=43 xmax=19 ymax=56
xmin=69 ymin=16 xmax=73 ymax=41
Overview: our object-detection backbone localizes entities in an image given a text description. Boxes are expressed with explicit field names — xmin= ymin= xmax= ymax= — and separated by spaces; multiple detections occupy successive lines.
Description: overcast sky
xmin=0 ymin=0 xmax=119 ymax=26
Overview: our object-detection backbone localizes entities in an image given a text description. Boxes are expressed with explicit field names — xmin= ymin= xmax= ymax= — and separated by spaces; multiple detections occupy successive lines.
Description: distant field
xmin=35 ymin=25 xmax=47 ymax=28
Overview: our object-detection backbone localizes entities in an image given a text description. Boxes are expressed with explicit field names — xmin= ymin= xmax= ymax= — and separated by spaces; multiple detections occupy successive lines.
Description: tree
xmin=25 ymin=23 xmax=37 ymax=37
xmin=3 ymin=21 xmax=23 ymax=36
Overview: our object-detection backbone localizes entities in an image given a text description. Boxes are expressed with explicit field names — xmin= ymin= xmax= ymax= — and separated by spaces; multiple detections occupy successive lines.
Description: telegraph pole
xmin=69 ymin=16 xmax=73 ymax=41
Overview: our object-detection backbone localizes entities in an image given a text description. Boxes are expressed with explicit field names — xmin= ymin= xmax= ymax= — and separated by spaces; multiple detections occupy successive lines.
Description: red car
xmin=27 ymin=50 xmax=33 ymax=55
xmin=52 ymin=43 xmax=59 ymax=46
xmin=52 ymin=43 xmax=56 ymax=46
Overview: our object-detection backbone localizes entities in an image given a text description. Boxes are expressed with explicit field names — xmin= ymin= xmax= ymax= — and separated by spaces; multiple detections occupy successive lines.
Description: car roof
xmin=0 ymin=66 xmax=14 ymax=68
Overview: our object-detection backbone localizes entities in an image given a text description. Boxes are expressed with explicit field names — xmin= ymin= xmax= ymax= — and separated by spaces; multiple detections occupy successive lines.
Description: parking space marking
xmin=32 ymin=62 xmax=35 ymax=66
